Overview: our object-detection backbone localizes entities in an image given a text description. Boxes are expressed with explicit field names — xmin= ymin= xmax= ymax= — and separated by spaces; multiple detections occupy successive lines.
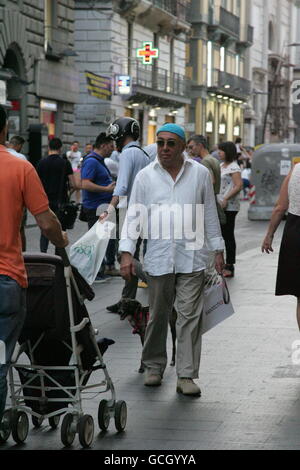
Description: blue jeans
xmin=0 ymin=276 xmax=26 ymax=422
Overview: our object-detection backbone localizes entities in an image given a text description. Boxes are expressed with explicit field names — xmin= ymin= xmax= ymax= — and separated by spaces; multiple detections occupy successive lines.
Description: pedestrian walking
xmin=119 ymin=123 xmax=225 ymax=396
xmin=7 ymin=135 xmax=27 ymax=161
xmin=0 ymin=105 xmax=68 ymax=423
xmin=217 ymin=141 xmax=243 ymax=278
xmin=262 ymin=164 xmax=300 ymax=330
xmin=103 ymin=117 xmax=150 ymax=312
xmin=81 ymin=132 xmax=118 ymax=280
xmin=67 ymin=141 xmax=82 ymax=204
xmin=37 ymin=137 xmax=75 ymax=253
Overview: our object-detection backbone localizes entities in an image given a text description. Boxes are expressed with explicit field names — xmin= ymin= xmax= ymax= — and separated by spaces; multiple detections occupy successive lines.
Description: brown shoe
xmin=144 ymin=370 xmax=162 ymax=387
xmin=177 ymin=378 xmax=201 ymax=396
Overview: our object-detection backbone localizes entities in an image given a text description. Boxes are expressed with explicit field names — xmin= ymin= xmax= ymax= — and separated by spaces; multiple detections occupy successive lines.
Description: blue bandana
xmin=157 ymin=124 xmax=186 ymax=141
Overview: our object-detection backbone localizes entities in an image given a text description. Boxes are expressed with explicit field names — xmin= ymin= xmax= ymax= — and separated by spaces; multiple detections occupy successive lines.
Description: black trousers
xmin=40 ymin=203 xmax=67 ymax=253
xmin=221 ymin=211 xmax=238 ymax=265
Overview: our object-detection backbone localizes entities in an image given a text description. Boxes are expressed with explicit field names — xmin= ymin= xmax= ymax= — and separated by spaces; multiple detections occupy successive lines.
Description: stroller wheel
xmin=0 ymin=409 xmax=12 ymax=443
xmin=78 ymin=415 xmax=94 ymax=448
xmin=98 ymin=400 xmax=110 ymax=431
xmin=32 ymin=416 xmax=43 ymax=428
xmin=114 ymin=401 xmax=127 ymax=432
xmin=61 ymin=414 xmax=77 ymax=447
xmin=49 ymin=415 xmax=60 ymax=429
xmin=11 ymin=411 xmax=29 ymax=444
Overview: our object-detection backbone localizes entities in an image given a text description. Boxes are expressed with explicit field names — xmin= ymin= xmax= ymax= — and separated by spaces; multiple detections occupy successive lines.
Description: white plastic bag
xmin=202 ymin=275 xmax=234 ymax=334
xmin=69 ymin=221 xmax=115 ymax=285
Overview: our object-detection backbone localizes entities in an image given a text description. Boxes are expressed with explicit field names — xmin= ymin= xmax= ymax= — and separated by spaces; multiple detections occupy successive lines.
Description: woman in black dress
xmin=262 ymin=164 xmax=300 ymax=330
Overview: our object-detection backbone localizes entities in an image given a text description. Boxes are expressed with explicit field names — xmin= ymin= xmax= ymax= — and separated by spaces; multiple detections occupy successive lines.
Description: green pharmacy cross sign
xmin=136 ymin=42 xmax=159 ymax=65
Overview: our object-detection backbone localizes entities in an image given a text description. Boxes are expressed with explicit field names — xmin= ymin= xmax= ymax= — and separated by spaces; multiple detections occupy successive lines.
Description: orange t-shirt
xmin=0 ymin=145 xmax=49 ymax=287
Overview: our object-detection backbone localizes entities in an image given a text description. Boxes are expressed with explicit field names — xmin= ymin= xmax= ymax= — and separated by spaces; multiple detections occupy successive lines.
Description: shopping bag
xmin=202 ymin=274 xmax=234 ymax=334
xmin=69 ymin=221 xmax=115 ymax=285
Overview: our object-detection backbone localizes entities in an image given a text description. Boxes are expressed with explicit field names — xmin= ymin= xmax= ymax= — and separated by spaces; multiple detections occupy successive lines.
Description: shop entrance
xmin=3 ymin=45 xmax=27 ymax=141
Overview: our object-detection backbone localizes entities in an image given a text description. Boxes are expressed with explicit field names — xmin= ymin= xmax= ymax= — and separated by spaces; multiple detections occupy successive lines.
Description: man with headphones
xmin=103 ymin=117 xmax=150 ymax=312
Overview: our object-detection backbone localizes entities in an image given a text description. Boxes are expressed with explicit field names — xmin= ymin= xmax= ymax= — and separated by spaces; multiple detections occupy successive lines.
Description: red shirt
xmin=0 ymin=145 xmax=49 ymax=287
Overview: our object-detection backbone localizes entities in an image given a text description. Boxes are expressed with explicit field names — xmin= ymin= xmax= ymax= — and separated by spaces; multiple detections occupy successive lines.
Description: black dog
xmin=119 ymin=298 xmax=177 ymax=373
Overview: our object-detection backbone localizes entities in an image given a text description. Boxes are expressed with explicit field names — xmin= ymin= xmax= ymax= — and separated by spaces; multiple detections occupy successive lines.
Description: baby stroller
xmin=0 ymin=250 xmax=127 ymax=448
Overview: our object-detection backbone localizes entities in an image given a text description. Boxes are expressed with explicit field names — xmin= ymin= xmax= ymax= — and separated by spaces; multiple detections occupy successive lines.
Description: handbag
xmin=57 ymin=159 xmax=78 ymax=230
xmin=57 ymin=201 xmax=78 ymax=230
xmin=202 ymin=274 xmax=234 ymax=334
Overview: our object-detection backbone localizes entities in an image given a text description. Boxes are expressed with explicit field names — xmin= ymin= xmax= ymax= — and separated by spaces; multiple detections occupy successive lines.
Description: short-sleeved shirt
xmin=219 ymin=161 xmax=242 ymax=212
xmin=37 ymin=154 xmax=73 ymax=206
xmin=67 ymin=150 xmax=82 ymax=171
xmin=201 ymin=155 xmax=221 ymax=195
xmin=113 ymin=142 xmax=150 ymax=201
xmin=81 ymin=151 xmax=113 ymax=210
xmin=0 ymin=145 xmax=49 ymax=287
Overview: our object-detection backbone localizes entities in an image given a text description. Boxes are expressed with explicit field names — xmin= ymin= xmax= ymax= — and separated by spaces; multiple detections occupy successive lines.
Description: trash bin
xmin=248 ymin=144 xmax=300 ymax=220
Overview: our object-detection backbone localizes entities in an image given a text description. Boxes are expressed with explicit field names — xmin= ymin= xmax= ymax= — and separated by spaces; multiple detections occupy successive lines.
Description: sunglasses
xmin=156 ymin=139 xmax=177 ymax=148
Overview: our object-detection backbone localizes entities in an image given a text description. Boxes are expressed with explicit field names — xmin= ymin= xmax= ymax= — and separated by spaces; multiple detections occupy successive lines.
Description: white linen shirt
xmin=119 ymin=156 xmax=224 ymax=276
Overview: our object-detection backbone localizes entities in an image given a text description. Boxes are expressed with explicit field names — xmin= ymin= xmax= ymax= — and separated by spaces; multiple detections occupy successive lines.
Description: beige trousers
xmin=142 ymin=271 xmax=205 ymax=379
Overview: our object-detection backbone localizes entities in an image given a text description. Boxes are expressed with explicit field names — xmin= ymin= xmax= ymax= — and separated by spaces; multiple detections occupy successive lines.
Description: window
xmin=268 ymin=21 xmax=274 ymax=51
xmin=207 ymin=41 xmax=213 ymax=87
xmin=127 ymin=22 xmax=133 ymax=75
xmin=220 ymin=47 xmax=225 ymax=72
xmin=235 ymin=55 xmax=240 ymax=76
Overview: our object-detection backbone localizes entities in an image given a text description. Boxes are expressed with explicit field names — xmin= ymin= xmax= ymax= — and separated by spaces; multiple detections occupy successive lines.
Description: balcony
xmin=237 ymin=24 xmax=254 ymax=50
xmin=116 ymin=0 xmax=191 ymax=34
xmin=44 ymin=26 xmax=70 ymax=60
xmin=151 ymin=0 xmax=191 ymax=22
xmin=208 ymin=7 xmax=240 ymax=43
xmin=129 ymin=62 xmax=191 ymax=106
xmin=208 ymin=69 xmax=251 ymax=100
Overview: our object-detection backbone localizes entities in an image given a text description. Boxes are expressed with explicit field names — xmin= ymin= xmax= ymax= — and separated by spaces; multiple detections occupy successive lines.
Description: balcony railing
xmin=151 ymin=0 xmax=191 ymax=22
xmin=219 ymin=7 xmax=240 ymax=38
xmin=133 ymin=63 xmax=191 ymax=97
xmin=209 ymin=69 xmax=251 ymax=97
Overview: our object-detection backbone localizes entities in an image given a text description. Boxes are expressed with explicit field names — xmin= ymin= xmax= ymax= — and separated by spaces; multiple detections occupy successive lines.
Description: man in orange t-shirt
xmin=0 ymin=105 xmax=69 ymax=422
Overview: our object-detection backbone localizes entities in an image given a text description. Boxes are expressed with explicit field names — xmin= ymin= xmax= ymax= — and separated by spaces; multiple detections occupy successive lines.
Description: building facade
xmin=246 ymin=0 xmax=298 ymax=146
xmin=0 ymin=0 xmax=79 ymax=162
xmin=187 ymin=0 xmax=253 ymax=149
xmin=74 ymin=0 xmax=191 ymax=146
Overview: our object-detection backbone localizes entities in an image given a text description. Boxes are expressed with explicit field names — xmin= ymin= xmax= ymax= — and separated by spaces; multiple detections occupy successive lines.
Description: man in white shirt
xmin=67 ymin=141 xmax=82 ymax=204
xmin=119 ymin=123 xmax=225 ymax=396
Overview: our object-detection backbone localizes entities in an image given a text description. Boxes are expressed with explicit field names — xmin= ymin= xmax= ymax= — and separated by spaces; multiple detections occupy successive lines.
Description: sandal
xmin=223 ymin=265 xmax=235 ymax=278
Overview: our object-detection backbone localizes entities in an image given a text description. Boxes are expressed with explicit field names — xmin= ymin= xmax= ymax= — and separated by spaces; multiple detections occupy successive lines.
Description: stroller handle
xmin=56 ymin=247 xmax=71 ymax=267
